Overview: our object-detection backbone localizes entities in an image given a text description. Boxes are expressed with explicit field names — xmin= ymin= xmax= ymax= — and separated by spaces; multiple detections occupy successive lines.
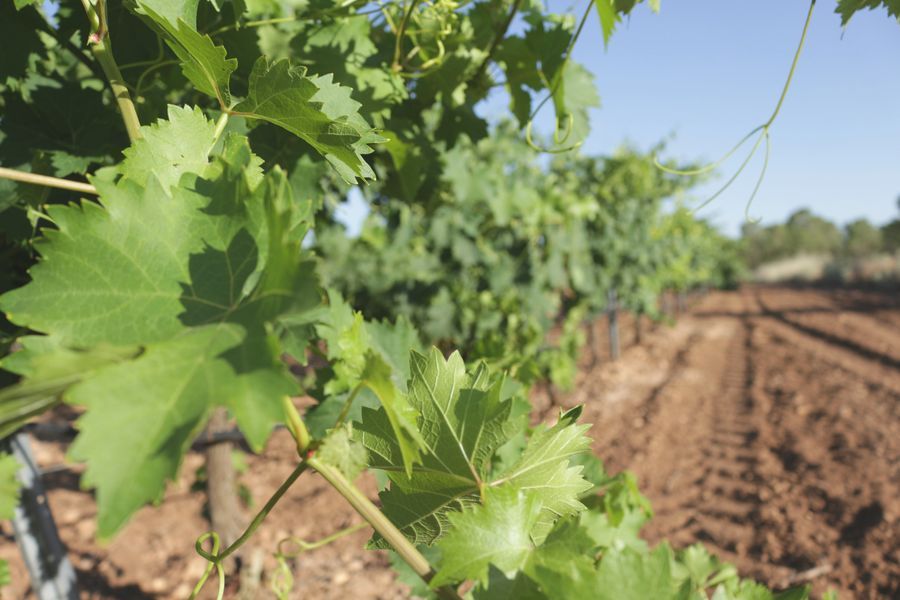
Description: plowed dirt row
xmin=0 ymin=286 xmax=896 ymax=599
xmin=572 ymin=287 xmax=899 ymax=599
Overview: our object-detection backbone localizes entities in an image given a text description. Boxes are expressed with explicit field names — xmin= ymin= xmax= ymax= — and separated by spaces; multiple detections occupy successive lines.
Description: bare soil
xmin=1 ymin=286 xmax=897 ymax=599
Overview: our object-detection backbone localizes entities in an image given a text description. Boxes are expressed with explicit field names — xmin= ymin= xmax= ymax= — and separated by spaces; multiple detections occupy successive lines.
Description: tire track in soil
xmin=586 ymin=288 xmax=899 ymax=599
xmin=751 ymin=291 xmax=900 ymax=396
xmin=637 ymin=306 xmax=771 ymax=574
xmin=745 ymin=300 xmax=900 ymax=598
xmin=755 ymin=288 xmax=900 ymax=371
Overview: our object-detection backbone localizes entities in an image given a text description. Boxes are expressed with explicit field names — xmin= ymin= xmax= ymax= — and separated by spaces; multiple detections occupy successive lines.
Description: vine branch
xmin=307 ymin=457 xmax=463 ymax=600
xmin=80 ymin=0 xmax=143 ymax=142
xmin=467 ymin=0 xmax=525 ymax=90
xmin=0 ymin=167 xmax=98 ymax=195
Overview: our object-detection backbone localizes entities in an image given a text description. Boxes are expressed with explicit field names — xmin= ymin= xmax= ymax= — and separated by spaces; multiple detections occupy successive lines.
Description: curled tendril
xmin=523 ymin=0 xmax=595 ymax=154
xmin=189 ymin=462 xmax=309 ymax=599
xmin=655 ymin=0 xmax=816 ymax=218
xmin=268 ymin=523 xmax=369 ymax=599
xmin=526 ymin=114 xmax=583 ymax=154
xmin=189 ymin=532 xmax=225 ymax=600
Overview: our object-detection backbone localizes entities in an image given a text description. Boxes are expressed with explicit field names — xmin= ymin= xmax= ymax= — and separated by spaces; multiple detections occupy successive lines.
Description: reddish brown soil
xmin=1 ymin=286 xmax=897 ymax=599
xmin=565 ymin=286 xmax=900 ymax=599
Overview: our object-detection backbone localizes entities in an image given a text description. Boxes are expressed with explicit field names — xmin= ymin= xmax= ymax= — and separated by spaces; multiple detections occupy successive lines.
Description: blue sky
xmin=482 ymin=0 xmax=900 ymax=236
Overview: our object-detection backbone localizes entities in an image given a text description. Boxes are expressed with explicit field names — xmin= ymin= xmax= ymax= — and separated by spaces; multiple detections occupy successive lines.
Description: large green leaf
xmin=358 ymin=350 xmax=590 ymax=548
xmin=233 ymin=57 xmax=386 ymax=184
xmin=0 ymin=112 xmax=319 ymax=535
xmin=68 ymin=325 xmax=244 ymax=537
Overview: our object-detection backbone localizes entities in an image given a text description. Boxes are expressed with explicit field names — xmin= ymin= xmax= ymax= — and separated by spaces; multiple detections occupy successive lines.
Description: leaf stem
xmin=0 ymin=167 xmax=98 ymax=196
xmin=307 ymin=457 xmax=462 ymax=600
xmin=213 ymin=112 xmax=230 ymax=146
xmin=282 ymin=396 xmax=310 ymax=453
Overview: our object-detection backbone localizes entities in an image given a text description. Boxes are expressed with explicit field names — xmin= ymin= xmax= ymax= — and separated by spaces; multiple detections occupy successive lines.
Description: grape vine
xmin=0 ymin=0 xmax=894 ymax=597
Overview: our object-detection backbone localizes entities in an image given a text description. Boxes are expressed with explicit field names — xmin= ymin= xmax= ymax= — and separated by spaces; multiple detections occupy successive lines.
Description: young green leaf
xmin=234 ymin=58 xmax=386 ymax=184
xmin=137 ymin=4 xmax=236 ymax=108
xmin=432 ymin=485 xmax=543 ymax=586
xmin=121 ymin=105 xmax=218 ymax=191
xmin=316 ymin=424 xmax=369 ymax=481
xmin=358 ymin=350 xmax=591 ymax=549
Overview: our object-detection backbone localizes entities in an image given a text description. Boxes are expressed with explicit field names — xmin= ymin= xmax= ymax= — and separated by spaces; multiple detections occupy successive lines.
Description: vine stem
xmin=307 ymin=457 xmax=463 ymax=600
xmin=466 ymin=0 xmax=524 ymax=89
xmin=80 ymin=0 xmax=142 ymax=142
xmin=0 ymin=167 xmax=97 ymax=195
xmin=392 ymin=0 xmax=421 ymax=71
xmin=91 ymin=39 xmax=143 ymax=142
xmin=189 ymin=461 xmax=310 ymax=600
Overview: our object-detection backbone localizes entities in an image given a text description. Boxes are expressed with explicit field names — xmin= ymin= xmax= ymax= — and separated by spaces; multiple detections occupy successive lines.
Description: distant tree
xmin=784 ymin=209 xmax=843 ymax=255
xmin=844 ymin=218 xmax=884 ymax=258
xmin=882 ymin=196 xmax=900 ymax=253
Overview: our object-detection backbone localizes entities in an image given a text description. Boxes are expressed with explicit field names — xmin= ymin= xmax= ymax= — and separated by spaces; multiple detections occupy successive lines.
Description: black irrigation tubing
xmin=2 ymin=433 xmax=78 ymax=600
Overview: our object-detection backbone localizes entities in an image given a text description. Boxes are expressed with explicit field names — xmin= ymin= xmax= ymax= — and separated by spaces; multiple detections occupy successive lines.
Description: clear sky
xmin=489 ymin=0 xmax=900 ymax=237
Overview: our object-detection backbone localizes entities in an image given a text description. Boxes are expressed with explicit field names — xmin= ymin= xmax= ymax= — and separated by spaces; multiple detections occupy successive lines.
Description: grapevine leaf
xmin=121 ymin=105 xmax=218 ymax=191
xmin=431 ymin=485 xmax=543 ymax=586
xmin=0 ymin=453 xmax=20 ymax=520
xmin=596 ymin=0 xmax=659 ymax=44
xmin=594 ymin=544 xmax=679 ymax=600
xmin=316 ymin=423 xmax=368 ymax=480
xmin=357 ymin=353 xmax=425 ymax=476
xmin=13 ymin=0 xmax=39 ymax=9
xmin=549 ymin=62 xmax=600 ymax=150
xmin=132 ymin=0 xmax=201 ymax=28
xmin=0 ymin=177 xmax=209 ymax=346
xmin=68 ymin=324 xmax=245 ymax=538
xmin=836 ymin=0 xmax=900 ymax=25
xmin=233 ymin=57 xmax=386 ymax=184
xmin=137 ymin=4 xmax=236 ymax=107
xmin=494 ymin=407 xmax=592 ymax=541
xmin=442 ymin=505 xmax=597 ymax=593
xmin=595 ymin=0 xmax=620 ymax=46
xmin=521 ymin=518 xmax=599 ymax=597
xmin=358 ymin=349 xmax=513 ymax=546
xmin=0 ymin=112 xmax=319 ymax=533
xmin=359 ymin=351 xmax=589 ymax=549
xmin=495 ymin=37 xmax=542 ymax=125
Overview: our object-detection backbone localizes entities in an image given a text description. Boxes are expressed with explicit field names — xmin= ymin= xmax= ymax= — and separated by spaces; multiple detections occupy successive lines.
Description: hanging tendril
xmin=655 ymin=0 xmax=816 ymax=217
xmin=524 ymin=0 xmax=595 ymax=154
